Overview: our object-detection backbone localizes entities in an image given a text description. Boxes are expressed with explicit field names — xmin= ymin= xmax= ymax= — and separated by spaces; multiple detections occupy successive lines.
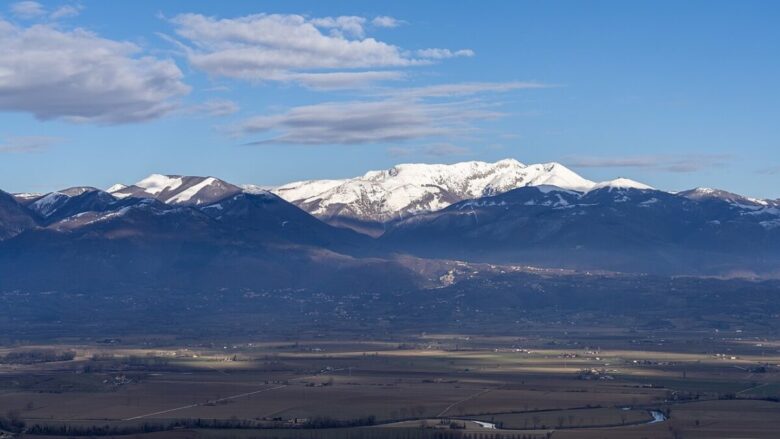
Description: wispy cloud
xmin=390 ymin=81 xmax=553 ymax=98
xmin=231 ymin=79 xmax=542 ymax=145
xmin=233 ymin=98 xmax=502 ymax=145
xmin=10 ymin=1 xmax=83 ymax=20
xmin=758 ymin=165 xmax=780 ymax=175
xmin=186 ymin=99 xmax=239 ymax=116
xmin=388 ymin=142 xmax=470 ymax=157
xmin=166 ymin=12 xmax=473 ymax=88
xmin=10 ymin=1 xmax=45 ymax=18
xmin=386 ymin=146 xmax=413 ymax=157
xmin=566 ymin=154 xmax=732 ymax=173
xmin=424 ymin=142 xmax=471 ymax=156
xmin=415 ymin=48 xmax=474 ymax=59
xmin=49 ymin=4 xmax=83 ymax=20
xmin=0 ymin=19 xmax=190 ymax=124
xmin=371 ymin=16 xmax=405 ymax=28
xmin=0 ymin=136 xmax=60 ymax=153
xmin=290 ymin=71 xmax=406 ymax=90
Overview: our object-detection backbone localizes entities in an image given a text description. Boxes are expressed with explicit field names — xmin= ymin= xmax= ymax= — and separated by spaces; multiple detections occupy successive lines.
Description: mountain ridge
xmin=271 ymin=159 xmax=599 ymax=233
xmin=3 ymin=158 xmax=779 ymax=279
xmin=380 ymin=184 xmax=780 ymax=274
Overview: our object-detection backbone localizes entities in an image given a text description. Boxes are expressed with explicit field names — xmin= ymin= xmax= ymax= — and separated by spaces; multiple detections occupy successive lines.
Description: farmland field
xmin=1 ymin=329 xmax=779 ymax=438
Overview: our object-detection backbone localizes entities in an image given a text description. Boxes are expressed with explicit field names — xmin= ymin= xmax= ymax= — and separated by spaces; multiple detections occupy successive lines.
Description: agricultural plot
xmin=0 ymin=331 xmax=778 ymax=438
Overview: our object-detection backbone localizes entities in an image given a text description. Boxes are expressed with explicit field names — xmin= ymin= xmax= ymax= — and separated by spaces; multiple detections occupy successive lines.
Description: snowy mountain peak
xmin=272 ymin=158 xmax=596 ymax=228
xmin=27 ymin=187 xmax=111 ymax=218
xmin=679 ymin=187 xmax=733 ymax=200
xmin=134 ymin=174 xmax=184 ymax=195
xmin=112 ymin=174 xmax=242 ymax=206
xmin=59 ymin=186 xmax=102 ymax=197
xmin=241 ymin=184 xmax=275 ymax=195
xmin=688 ymin=187 xmax=717 ymax=195
xmin=518 ymin=162 xmax=595 ymax=192
xmin=361 ymin=159 xmax=526 ymax=183
xmin=590 ymin=177 xmax=654 ymax=192
xmin=679 ymin=187 xmax=770 ymax=207
xmin=106 ymin=183 xmax=128 ymax=194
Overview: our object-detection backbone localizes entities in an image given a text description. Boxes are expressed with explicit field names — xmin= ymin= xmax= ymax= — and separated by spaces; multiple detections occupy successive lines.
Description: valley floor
xmin=1 ymin=330 xmax=780 ymax=438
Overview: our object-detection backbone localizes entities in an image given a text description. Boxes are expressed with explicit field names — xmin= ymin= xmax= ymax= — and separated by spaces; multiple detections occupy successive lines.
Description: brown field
xmin=1 ymin=331 xmax=779 ymax=438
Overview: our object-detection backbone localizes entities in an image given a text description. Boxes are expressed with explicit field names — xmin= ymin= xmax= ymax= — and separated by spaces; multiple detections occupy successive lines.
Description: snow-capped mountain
xmin=109 ymin=174 xmax=242 ymax=206
xmin=677 ymin=187 xmax=776 ymax=208
xmin=27 ymin=187 xmax=116 ymax=222
xmin=382 ymin=183 xmax=780 ymax=274
xmin=588 ymin=177 xmax=654 ymax=192
xmin=106 ymin=161 xmax=660 ymax=234
xmin=0 ymin=179 xmax=408 ymax=294
xmin=272 ymin=159 xmax=597 ymax=231
xmin=2 ymin=159 xmax=780 ymax=277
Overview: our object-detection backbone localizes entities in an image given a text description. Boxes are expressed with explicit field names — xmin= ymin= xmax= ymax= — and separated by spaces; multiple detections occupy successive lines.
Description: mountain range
xmin=271 ymin=159 xmax=596 ymax=235
xmin=382 ymin=183 xmax=780 ymax=274
xmin=2 ymin=159 xmax=779 ymax=293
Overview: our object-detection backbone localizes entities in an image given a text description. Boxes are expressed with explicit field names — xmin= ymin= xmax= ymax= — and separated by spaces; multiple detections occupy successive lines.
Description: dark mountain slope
xmin=26 ymin=187 xmax=118 ymax=225
xmin=382 ymin=186 xmax=780 ymax=275
xmin=0 ymin=192 xmax=418 ymax=293
xmin=0 ymin=189 xmax=37 ymax=240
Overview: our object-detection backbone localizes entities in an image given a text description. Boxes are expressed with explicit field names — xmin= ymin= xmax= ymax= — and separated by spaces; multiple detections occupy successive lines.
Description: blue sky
xmin=0 ymin=1 xmax=778 ymax=198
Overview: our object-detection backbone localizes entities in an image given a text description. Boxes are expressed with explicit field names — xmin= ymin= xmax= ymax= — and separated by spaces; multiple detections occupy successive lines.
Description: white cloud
xmin=10 ymin=1 xmax=45 ymax=18
xmin=232 ymin=98 xmax=503 ymax=145
xmin=371 ymin=16 xmax=404 ymax=28
xmin=310 ymin=16 xmax=367 ymax=38
xmin=50 ymin=4 xmax=82 ymax=20
xmin=10 ymin=1 xmax=82 ymax=20
xmin=416 ymin=48 xmax=474 ymax=59
xmin=0 ymin=135 xmax=60 ymax=153
xmin=167 ymin=13 xmax=470 ymax=87
xmin=0 ymin=20 xmax=190 ymax=124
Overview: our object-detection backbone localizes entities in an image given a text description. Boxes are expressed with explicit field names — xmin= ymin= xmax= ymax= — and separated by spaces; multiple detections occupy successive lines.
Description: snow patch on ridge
xmin=272 ymin=159 xmax=597 ymax=222
xmin=30 ymin=192 xmax=68 ymax=217
xmin=107 ymin=183 xmax=127 ymax=194
xmin=134 ymin=174 xmax=183 ymax=195
xmin=166 ymin=177 xmax=217 ymax=205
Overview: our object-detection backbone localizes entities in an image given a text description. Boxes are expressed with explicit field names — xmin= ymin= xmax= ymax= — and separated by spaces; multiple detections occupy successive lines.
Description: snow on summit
xmin=273 ymin=158 xmax=596 ymax=223
xmin=106 ymin=183 xmax=128 ymax=194
xmin=590 ymin=178 xmax=654 ymax=191
xmin=98 ymin=159 xmax=659 ymax=226
xmin=134 ymin=174 xmax=184 ymax=196
xmin=110 ymin=174 xmax=242 ymax=206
